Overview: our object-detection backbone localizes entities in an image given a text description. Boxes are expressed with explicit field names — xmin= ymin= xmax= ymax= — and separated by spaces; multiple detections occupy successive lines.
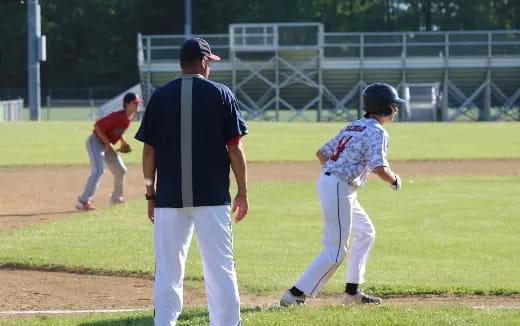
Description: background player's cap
xmin=123 ymin=92 xmax=143 ymax=105
xmin=180 ymin=38 xmax=221 ymax=62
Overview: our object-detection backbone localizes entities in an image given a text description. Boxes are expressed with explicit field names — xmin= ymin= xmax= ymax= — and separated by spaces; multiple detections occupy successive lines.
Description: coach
xmin=135 ymin=38 xmax=248 ymax=326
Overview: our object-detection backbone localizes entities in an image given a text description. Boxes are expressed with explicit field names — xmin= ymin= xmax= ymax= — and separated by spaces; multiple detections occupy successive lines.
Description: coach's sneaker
xmin=76 ymin=198 xmax=96 ymax=211
xmin=280 ymin=289 xmax=306 ymax=306
xmin=342 ymin=289 xmax=382 ymax=305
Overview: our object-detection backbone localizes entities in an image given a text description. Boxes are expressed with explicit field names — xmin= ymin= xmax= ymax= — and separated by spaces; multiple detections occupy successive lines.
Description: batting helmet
xmin=362 ymin=83 xmax=406 ymax=117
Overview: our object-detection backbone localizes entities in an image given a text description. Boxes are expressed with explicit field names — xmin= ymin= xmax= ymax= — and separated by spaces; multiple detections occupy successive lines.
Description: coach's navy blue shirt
xmin=135 ymin=74 xmax=248 ymax=208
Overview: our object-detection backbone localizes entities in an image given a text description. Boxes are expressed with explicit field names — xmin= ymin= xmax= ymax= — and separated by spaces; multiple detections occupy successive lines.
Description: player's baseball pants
xmin=295 ymin=172 xmax=376 ymax=296
xmin=79 ymin=133 xmax=127 ymax=202
xmin=153 ymin=206 xmax=241 ymax=326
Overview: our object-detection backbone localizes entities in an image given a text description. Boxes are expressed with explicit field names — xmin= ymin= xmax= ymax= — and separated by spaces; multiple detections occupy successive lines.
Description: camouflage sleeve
xmin=319 ymin=133 xmax=341 ymax=159
xmin=368 ymin=129 xmax=389 ymax=169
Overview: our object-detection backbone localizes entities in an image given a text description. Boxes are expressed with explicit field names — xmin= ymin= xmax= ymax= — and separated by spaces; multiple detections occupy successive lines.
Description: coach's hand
xmin=147 ymin=199 xmax=155 ymax=223
xmin=232 ymin=192 xmax=248 ymax=223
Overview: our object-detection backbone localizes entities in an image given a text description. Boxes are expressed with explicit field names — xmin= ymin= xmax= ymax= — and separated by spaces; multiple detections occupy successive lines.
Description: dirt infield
xmin=1 ymin=268 xmax=519 ymax=315
xmin=1 ymin=160 xmax=519 ymax=318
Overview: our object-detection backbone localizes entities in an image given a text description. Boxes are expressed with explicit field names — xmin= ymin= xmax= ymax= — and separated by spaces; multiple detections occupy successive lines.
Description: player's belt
xmin=324 ymin=171 xmax=355 ymax=188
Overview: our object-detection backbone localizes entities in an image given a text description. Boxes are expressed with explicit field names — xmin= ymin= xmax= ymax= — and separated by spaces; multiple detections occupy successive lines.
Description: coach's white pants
xmin=153 ymin=206 xmax=241 ymax=326
xmin=295 ymin=173 xmax=376 ymax=296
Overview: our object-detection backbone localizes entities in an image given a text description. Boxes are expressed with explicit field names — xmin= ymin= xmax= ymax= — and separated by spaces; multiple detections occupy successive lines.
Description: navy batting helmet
xmin=362 ymin=83 xmax=406 ymax=117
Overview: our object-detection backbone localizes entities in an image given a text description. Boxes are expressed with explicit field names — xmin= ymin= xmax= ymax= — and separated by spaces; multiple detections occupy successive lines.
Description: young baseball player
xmin=76 ymin=92 xmax=143 ymax=211
xmin=280 ymin=83 xmax=405 ymax=306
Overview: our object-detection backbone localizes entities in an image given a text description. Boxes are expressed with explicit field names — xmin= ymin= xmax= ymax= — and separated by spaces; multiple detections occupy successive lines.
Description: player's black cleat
xmin=343 ymin=289 xmax=382 ymax=305
xmin=280 ymin=289 xmax=306 ymax=306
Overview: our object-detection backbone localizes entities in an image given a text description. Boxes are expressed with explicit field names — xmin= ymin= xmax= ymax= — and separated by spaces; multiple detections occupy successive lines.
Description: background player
xmin=280 ymin=83 xmax=404 ymax=306
xmin=76 ymin=92 xmax=142 ymax=210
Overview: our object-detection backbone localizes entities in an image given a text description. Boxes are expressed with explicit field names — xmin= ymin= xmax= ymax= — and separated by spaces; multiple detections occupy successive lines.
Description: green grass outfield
xmin=3 ymin=305 xmax=520 ymax=326
xmin=1 ymin=177 xmax=519 ymax=296
xmin=0 ymin=121 xmax=519 ymax=166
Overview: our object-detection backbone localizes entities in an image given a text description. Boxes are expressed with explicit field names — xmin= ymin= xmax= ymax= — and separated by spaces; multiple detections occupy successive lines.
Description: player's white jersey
xmin=320 ymin=118 xmax=389 ymax=188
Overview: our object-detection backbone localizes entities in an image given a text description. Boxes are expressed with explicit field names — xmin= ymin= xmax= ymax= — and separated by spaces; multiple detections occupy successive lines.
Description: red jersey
xmin=93 ymin=110 xmax=134 ymax=144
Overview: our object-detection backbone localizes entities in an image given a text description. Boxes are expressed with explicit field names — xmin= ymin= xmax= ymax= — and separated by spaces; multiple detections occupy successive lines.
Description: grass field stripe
xmin=1 ymin=305 xmax=519 ymax=316
xmin=0 ymin=308 xmax=152 ymax=315
xmin=473 ymin=306 xmax=520 ymax=309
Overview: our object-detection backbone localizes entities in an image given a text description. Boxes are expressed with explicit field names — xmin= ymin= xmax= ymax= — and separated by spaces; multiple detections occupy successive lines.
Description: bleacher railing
xmin=140 ymin=30 xmax=520 ymax=62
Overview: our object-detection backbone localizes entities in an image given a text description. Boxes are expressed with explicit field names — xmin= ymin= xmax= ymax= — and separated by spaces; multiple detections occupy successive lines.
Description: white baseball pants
xmin=295 ymin=173 xmax=376 ymax=296
xmin=153 ymin=206 xmax=241 ymax=326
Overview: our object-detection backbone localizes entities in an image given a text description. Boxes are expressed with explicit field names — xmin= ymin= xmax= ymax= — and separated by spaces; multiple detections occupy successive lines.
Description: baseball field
xmin=0 ymin=121 xmax=519 ymax=325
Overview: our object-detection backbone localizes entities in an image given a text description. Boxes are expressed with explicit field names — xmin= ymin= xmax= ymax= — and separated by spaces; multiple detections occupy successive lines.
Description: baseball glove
xmin=117 ymin=143 xmax=132 ymax=153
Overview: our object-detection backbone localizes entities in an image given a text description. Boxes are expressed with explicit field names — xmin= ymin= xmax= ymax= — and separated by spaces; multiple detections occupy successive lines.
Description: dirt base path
xmin=1 ymin=268 xmax=519 ymax=316
xmin=1 ymin=160 xmax=519 ymax=319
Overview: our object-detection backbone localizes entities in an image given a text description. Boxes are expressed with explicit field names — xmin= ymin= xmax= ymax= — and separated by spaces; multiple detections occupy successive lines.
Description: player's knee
xmin=326 ymin=245 xmax=347 ymax=263
xmin=362 ymin=229 xmax=376 ymax=245
xmin=335 ymin=254 xmax=347 ymax=265
xmin=113 ymin=166 xmax=127 ymax=177
xmin=368 ymin=226 xmax=376 ymax=240
xmin=338 ymin=246 xmax=347 ymax=261
xmin=91 ymin=166 xmax=105 ymax=178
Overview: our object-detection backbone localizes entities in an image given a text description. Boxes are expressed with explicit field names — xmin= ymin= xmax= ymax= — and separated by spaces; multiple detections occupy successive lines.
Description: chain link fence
xmin=0 ymin=87 xmax=128 ymax=121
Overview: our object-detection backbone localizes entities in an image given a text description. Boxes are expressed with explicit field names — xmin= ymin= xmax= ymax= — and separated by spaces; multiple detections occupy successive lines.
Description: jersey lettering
xmin=345 ymin=125 xmax=366 ymax=132
xmin=331 ymin=136 xmax=352 ymax=161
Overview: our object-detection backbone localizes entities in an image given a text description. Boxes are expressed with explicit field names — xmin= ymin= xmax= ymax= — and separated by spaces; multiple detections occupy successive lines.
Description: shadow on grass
xmin=76 ymin=306 xmax=281 ymax=326
xmin=0 ymin=210 xmax=77 ymax=217
xmin=0 ymin=263 xmax=154 ymax=279
xmin=77 ymin=315 xmax=155 ymax=326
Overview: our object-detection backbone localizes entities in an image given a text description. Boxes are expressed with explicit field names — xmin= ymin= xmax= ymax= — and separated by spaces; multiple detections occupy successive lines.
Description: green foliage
xmin=1 ymin=177 xmax=519 ymax=296
xmin=1 ymin=1 xmax=519 ymax=88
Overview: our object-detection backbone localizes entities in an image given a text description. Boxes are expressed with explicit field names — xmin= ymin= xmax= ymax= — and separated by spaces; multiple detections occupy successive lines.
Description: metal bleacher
xmin=137 ymin=23 xmax=520 ymax=121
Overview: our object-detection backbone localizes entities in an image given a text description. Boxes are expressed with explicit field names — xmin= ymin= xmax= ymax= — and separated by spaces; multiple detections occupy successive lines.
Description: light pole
xmin=185 ymin=0 xmax=192 ymax=39
xmin=27 ymin=0 xmax=46 ymax=121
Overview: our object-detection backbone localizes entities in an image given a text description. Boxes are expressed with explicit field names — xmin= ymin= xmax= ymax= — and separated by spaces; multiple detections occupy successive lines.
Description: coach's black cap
xmin=180 ymin=38 xmax=221 ymax=62
xmin=123 ymin=92 xmax=143 ymax=105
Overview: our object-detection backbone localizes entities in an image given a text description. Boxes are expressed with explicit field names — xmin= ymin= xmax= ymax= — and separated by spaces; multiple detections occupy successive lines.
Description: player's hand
xmin=390 ymin=173 xmax=401 ymax=191
xmin=232 ymin=192 xmax=248 ymax=223
xmin=117 ymin=143 xmax=132 ymax=153
xmin=105 ymin=143 xmax=115 ymax=153
xmin=147 ymin=200 xmax=155 ymax=223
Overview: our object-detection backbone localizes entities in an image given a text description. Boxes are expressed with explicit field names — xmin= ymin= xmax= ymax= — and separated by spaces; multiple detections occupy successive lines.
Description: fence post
xmin=46 ymin=89 xmax=51 ymax=120
xmin=89 ymin=88 xmax=95 ymax=120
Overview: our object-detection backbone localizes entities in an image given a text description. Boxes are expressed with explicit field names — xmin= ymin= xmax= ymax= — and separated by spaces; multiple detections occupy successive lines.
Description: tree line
xmin=0 ymin=0 xmax=518 ymax=89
